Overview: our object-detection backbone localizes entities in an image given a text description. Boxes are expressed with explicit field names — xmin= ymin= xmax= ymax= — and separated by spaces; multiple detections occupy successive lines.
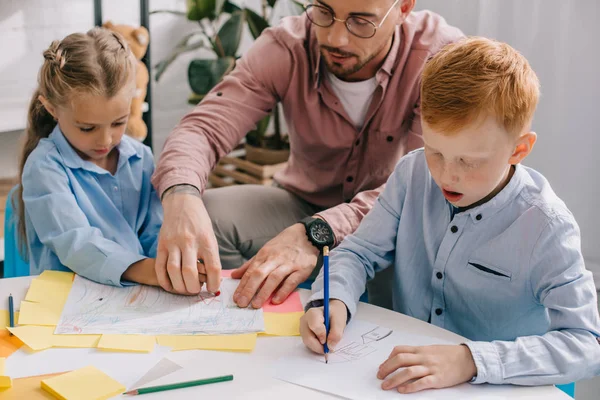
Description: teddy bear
xmin=102 ymin=21 xmax=150 ymax=142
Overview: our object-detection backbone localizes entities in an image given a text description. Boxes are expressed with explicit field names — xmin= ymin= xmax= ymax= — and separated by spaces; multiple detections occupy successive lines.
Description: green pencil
xmin=124 ymin=374 xmax=233 ymax=395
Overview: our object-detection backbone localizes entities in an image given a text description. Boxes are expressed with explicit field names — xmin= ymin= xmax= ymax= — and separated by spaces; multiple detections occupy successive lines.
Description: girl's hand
xmin=300 ymin=299 xmax=348 ymax=354
xmin=377 ymin=344 xmax=477 ymax=394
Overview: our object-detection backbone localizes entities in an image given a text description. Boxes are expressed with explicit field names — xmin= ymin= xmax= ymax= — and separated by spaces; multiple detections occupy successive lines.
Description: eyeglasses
xmin=304 ymin=0 xmax=400 ymax=39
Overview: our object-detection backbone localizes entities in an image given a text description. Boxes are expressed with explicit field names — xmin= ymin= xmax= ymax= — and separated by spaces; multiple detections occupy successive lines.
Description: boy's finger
xmin=327 ymin=308 xmax=347 ymax=350
xmin=306 ymin=310 xmax=327 ymax=344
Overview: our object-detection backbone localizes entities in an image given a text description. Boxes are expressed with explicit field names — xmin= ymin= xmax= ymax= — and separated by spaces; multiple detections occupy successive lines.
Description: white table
xmin=1 ymin=276 xmax=569 ymax=399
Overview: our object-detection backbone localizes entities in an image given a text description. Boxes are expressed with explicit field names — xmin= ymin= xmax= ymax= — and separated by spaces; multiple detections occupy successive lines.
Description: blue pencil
xmin=8 ymin=293 xmax=14 ymax=332
xmin=323 ymin=246 xmax=330 ymax=363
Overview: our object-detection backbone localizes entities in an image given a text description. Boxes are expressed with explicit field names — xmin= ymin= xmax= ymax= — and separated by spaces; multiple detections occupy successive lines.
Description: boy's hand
xmin=300 ymin=299 xmax=348 ymax=354
xmin=377 ymin=344 xmax=477 ymax=393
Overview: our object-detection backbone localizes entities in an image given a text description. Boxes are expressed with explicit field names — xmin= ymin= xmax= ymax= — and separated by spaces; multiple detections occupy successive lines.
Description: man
xmin=151 ymin=0 xmax=463 ymax=308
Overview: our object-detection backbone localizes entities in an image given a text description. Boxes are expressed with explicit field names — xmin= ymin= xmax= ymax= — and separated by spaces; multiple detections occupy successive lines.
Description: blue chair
xmin=556 ymin=383 xmax=575 ymax=398
xmin=3 ymin=186 xmax=30 ymax=278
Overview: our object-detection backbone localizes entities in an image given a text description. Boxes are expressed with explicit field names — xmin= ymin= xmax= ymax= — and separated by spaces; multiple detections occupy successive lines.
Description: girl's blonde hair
xmin=15 ymin=27 xmax=135 ymax=257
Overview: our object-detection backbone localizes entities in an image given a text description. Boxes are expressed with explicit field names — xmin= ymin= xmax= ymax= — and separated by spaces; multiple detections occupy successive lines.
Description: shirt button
xmin=476 ymin=214 xmax=482 ymax=221
xmin=113 ymin=186 xmax=118 ymax=191
xmin=355 ymin=139 xmax=360 ymax=146
xmin=435 ymin=308 xmax=443 ymax=316
xmin=386 ymin=136 xmax=393 ymax=142
xmin=216 ymin=92 xmax=223 ymax=96
xmin=450 ymin=225 xmax=458 ymax=233
xmin=346 ymin=176 xmax=354 ymax=183
xmin=436 ymin=272 xmax=443 ymax=279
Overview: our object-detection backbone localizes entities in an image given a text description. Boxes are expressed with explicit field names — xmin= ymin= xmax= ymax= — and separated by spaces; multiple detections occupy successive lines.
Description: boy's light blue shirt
xmin=22 ymin=126 xmax=163 ymax=287
xmin=309 ymin=148 xmax=600 ymax=385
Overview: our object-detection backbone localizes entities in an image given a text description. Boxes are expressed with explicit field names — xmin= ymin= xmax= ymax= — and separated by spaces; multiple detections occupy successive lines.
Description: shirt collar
xmin=50 ymin=125 xmax=141 ymax=174
xmin=447 ymin=164 xmax=527 ymax=223
xmin=312 ymin=20 xmax=402 ymax=89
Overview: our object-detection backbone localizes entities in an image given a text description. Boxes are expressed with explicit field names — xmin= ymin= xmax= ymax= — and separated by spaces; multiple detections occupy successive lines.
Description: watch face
xmin=310 ymin=221 xmax=332 ymax=244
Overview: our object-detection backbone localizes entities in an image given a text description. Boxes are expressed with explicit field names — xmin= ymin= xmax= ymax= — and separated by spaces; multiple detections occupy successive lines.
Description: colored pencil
xmin=8 ymin=294 xmax=14 ymax=333
xmin=323 ymin=246 xmax=330 ymax=363
xmin=124 ymin=374 xmax=233 ymax=395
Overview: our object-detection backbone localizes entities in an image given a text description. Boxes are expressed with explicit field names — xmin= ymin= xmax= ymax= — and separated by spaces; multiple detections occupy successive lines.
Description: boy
xmin=300 ymin=37 xmax=600 ymax=393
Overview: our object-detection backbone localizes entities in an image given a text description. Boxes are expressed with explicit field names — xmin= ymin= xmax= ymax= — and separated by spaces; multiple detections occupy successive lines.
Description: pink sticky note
xmin=263 ymin=291 xmax=303 ymax=313
xmin=221 ymin=270 xmax=234 ymax=278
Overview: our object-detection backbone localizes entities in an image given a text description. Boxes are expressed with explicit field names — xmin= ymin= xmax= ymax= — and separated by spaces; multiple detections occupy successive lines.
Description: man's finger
xmin=251 ymin=264 xmax=293 ymax=308
xmin=234 ymin=260 xmax=278 ymax=308
xmin=230 ymin=260 xmax=251 ymax=280
xmin=155 ymin=242 xmax=173 ymax=291
xmin=272 ymin=271 xmax=304 ymax=304
xmin=201 ymin=243 xmax=222 ymax=293
xmin=182 ymin=246 xmax=201 ymax=294
xmin=233 ymin=257 xmax=255 ymax=301
xmin=166 ymin=247 xmax=186 ymax=293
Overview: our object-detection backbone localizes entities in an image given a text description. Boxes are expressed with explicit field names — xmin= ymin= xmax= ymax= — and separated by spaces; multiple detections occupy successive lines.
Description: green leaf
xmin=215 ymin=0 xmax=226 ymax=15
xmin=215 ymin=11 xmax=245 ymax=57
xmin=154 ymin=32 xmax=205 ymax=81
xmin=267 ymin=0 xmax=277 ymax=7
xmin=149 ymin=9 xmax=186 ymax=16
xmin=188 ymin=57 xmax=235 ymax=95
xmin=244 ymin=8 xmax=270 ymax=40
xmin=186 ymin=0 xmax=217 ymax=21
xmin=223 ymin=1 xmax=241 ymax=13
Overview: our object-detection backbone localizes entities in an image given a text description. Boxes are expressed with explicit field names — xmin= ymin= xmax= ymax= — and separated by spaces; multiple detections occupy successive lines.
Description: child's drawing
xmin=55 ymin=276 xmax=264 ymax=335
xmin=321 ymin=326 xmax=394 ymax=364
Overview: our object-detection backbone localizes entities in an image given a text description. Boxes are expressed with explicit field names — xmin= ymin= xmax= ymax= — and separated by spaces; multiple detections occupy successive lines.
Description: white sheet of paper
xmin=55 ymin=275 xmax=264 ymax=335
xmin=273 ymin=320 xmax=521 ymax=399
xmin=5 ymin=344 xmax=170 ymax=389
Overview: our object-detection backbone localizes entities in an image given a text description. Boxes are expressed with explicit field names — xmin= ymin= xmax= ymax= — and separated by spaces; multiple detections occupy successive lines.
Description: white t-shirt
xmin=327 ymin=71 xmax=379 ymax=130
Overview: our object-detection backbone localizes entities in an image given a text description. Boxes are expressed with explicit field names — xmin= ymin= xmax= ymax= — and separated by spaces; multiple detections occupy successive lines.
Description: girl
xmin=16 ymin=27 xmax=162 ymax=288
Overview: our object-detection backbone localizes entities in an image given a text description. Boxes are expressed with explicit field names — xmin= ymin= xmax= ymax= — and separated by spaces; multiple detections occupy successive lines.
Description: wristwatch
xmin=300 ymin=217 xmax=334 ymax=251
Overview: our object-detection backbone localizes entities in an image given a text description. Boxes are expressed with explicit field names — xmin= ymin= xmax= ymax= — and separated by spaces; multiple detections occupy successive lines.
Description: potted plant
xmin=153 ymin=0 xmax=302 ymax=169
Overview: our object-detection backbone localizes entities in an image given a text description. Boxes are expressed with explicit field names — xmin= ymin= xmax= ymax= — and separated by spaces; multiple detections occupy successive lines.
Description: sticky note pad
xmin=25 ymin=278 xmax=72 ymax=307
xmin=17 ymin=301 xmax=61 ymax=326
xmin=8 ymin=326 xmax=54 ymax=351
xmin=156 ymin=333 xmax=257 ymax=352
xmin=51 ymin=334 xmax=101 ymax=349
xmin=41 ymin=365 xmax=125 ymax=400
xmin=263 ymin=291 xmax=303 ymax=313
xmin=97 ymin=335 xmax=155 ymax=353
xmin=0 ymin=357 xmax=12 ymax=388
xmin=260 ymin=312 xmax=303 ymax=336
xmin=37 ymin=270 xmax=75 ymax=284
xmin=0 ymin=310 xmax=20 ymax=329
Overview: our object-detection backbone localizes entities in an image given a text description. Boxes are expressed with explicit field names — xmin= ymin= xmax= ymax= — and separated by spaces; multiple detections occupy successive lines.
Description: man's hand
xmin=231 ymin=223 xmax=318 ymax=308
xmin=155 ymin=185 xmax=222 ymax=295
xmin=300 ymin=299 xmax=348 ymax=354
xmin=377 ymin=344 xmax=477 ymax=394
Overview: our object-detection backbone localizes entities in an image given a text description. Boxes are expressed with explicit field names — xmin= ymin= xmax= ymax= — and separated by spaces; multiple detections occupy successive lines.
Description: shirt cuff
xmin=316 ymin=203 xmax=360 ymax=246
xmin=101 ymin=252 xmax=147 ymax=287
xmin=463 ymin=341 xmax=504 ymax=384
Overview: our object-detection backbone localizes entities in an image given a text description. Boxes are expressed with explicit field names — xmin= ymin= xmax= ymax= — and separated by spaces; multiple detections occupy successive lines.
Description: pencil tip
xmin=124 ymin=390 xmax=137 ymax=396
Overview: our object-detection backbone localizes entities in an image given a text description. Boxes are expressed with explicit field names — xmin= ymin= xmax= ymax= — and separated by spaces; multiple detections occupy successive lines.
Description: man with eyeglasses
xmin=152 ymin=0 xmax=463 ymax=309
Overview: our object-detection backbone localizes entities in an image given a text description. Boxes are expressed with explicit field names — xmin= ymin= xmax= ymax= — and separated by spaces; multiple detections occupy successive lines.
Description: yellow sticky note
xmin=41 ymin=365 xmax=125 ymax=400
xmin=25 ymin=279 xmax=71 ymax=308
xmin=0 ymin=375 xmax=12 ymax=388
xmin=156 ymin=333 xmax=257 ymax=352
xmin=51 ymin=334 xmax=101 ymax=349
xmin=37 ymin=271 xmax=74 ymax=284
xmin=261 ymin=312 xmax=303 ymax=336
xmin=7 ymin=326 xmax=54 ymax=351
xmin=97 ymin=335 xmax=155 ymax=353
xmin=0 ymin=310 xmax=20 ymax=330
xmin=0 ymin=357 xmax=5 ymax=375
xmin=17 ymin=301 xmax=61 ymax=326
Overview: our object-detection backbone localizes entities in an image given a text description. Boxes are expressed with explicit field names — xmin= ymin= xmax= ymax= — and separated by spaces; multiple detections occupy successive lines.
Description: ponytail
xmin=14 ymin=90 xmax=57 ymax=258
